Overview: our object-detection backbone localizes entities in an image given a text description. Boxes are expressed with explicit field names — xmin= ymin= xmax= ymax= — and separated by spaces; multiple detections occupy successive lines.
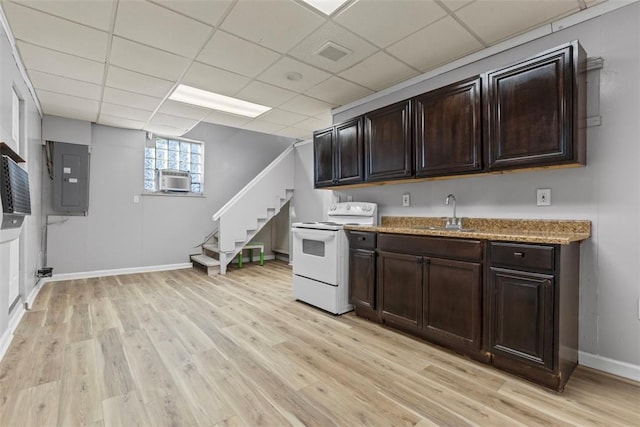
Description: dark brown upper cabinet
xmin=484 ymin=41 xmax=586 ymax=171
xmin=313 ymin=117 xmax=363 ymax=188
xmin=364 ymin=100 xmax=412 ymax=181
xmin=414 ymin=77 xmax=482 ymax=177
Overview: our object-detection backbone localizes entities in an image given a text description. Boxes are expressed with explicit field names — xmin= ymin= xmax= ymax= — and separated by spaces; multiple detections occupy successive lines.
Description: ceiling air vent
xmin=315 ymin=41 xmax=351 ymax=62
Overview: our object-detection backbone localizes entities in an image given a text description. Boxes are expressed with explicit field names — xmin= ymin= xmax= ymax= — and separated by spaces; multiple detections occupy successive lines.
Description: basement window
xmin=144 ymin=136 xmax=204 ymax=194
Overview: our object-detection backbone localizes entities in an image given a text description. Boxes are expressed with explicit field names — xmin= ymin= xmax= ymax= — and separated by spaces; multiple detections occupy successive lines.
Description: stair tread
xmin=202 ymin=243 xmax=219 ymax=252
xmin=191 ymin=254 xmax=220 ymax=267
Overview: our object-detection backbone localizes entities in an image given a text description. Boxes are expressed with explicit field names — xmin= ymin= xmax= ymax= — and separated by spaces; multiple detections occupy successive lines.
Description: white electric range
xmin=291 ymin=202 xmax=378 ymax=314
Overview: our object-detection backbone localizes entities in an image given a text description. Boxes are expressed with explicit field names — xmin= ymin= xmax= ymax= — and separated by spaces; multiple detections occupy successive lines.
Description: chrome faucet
xmin=445 ymin=194 xmax=462 ymax=230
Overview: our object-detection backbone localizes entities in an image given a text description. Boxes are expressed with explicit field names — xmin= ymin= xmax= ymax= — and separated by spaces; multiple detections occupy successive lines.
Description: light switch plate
xmin=537 ymin=188 xmax=551 ymax=206
xmin=402 ymin=193 xmax=410 ymax=207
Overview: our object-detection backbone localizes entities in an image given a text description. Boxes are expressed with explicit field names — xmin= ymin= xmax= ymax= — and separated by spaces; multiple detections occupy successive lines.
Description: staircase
xmin=191 ymin=145 xmax=295 ymax=275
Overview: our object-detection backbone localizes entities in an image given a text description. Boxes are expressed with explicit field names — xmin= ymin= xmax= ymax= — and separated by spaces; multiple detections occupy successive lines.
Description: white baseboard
xmin=48 ymin=263 xmax=193 ymax=282
xmin=0 ymin=301 xmax=26 ymax=363
xmin=579 ymin=351 xmax=640 ymax=382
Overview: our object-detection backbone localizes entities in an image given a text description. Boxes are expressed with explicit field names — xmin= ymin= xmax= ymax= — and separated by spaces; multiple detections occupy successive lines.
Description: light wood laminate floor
xmin=0 ymin=261 xmax=638 ymax=426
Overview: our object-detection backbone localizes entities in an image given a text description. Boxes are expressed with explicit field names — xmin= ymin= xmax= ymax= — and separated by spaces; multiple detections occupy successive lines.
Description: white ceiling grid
xmin=0 ymin=0 xmax=606 ymax=140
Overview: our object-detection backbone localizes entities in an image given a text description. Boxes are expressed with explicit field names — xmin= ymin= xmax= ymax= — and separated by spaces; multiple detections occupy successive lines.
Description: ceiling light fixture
xmin=300 ymin=0 xmax=350 ymax=16
xmin=169 ymin=84 xmax=271 ymax=118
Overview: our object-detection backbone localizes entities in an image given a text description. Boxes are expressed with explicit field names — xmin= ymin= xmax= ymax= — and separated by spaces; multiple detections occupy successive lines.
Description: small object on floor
xmin=237 ymin=242 xmax=264 ymax=268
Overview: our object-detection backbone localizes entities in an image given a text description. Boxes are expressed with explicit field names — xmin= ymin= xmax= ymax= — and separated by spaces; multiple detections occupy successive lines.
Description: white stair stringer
xmin=211 ymin=145 xmax=294 ymax=275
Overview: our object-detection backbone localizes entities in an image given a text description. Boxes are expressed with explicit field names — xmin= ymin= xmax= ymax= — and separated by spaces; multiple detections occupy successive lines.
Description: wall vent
xmin=315 ymin=41 xmax=351 ymax=62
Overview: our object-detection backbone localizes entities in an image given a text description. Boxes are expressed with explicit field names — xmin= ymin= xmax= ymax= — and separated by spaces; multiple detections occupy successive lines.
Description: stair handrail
xmin=212 ymin=144 xmax=294 ymax=222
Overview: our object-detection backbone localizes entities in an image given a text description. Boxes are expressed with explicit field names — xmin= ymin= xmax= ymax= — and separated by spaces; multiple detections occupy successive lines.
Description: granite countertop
xmin=345 ymin=216 xmax=591 ymax=245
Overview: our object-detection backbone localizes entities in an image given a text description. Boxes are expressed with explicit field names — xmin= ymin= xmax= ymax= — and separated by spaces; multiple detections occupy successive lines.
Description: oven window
xmin=302 ymin=239 xmax=325 ymax=257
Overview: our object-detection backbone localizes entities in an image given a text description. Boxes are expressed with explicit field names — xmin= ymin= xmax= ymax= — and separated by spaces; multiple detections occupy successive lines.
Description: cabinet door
xmin=489 ymin=267 xmax=554 ymax=370
xmin=335 ymin=118 xmax=364 ymax=185
xmin=378 ymin=250 xmax=422 ymax=332
xmin=313 ymin=127 xmax=335 ymax=188
xmin=364 ymin=100 xmax=412 ymax=181
xmin=349 ymin=249 xmax=376 ymax=313
xmin=414 ymin=77 xmax=482 ymax=177
xmin=423 ymin=258 xmax=482 ymax=351
xmin=485 ymin=44 xmax=576 ymax=170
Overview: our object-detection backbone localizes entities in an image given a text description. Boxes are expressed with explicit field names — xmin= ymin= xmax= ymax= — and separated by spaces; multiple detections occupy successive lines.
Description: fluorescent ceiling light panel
xmin=300 ymin=0 xmax=350 ymax=16
xmin=169 ymin=84 xmax=271 ymax=118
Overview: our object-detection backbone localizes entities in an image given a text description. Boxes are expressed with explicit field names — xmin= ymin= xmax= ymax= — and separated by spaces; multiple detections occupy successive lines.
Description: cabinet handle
xmin=544 ymin=279 xmax=552 ymax=287
xmin=358 ymin=236 xmax=366 ymax=241
xmin=513 ymin=252 xmax=525 ymax=257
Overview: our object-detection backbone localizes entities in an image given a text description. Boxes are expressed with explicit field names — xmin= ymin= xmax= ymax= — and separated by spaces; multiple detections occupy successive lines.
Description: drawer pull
xmin=514 ymin=252 xmax=525 ymax=257
xmin=358 ymin=236 xmax=366 ymax=241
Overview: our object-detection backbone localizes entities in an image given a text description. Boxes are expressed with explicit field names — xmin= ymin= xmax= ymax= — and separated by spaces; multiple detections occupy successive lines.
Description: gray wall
xmin=330 ymin=4 xmax=640 ymax=370
xmin=0 ymin=22 xmax=43 ymax=341
xmin=46 ymin=119 xmax=294 ymax=274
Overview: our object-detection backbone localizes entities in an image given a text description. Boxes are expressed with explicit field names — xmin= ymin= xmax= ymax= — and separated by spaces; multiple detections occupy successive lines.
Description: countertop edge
xmin=344 ymin=225 xmax=591 ymax=245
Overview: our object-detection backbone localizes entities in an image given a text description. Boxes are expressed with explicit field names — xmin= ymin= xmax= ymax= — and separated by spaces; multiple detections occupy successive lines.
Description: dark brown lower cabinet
xmin=488 ymin=241 xmax=580 ymax=391
xmin=348 ymin=232 xmax=582 ymax=391
xmin=378 ymin=250 xmax=422 ymax=333
xmin=376 ymin=235 xmax=486 ymax=360
xmin=423 ymin=258 xmax=482 ymax=356
xmin=349 ymin=248 xmax=377 ymax=320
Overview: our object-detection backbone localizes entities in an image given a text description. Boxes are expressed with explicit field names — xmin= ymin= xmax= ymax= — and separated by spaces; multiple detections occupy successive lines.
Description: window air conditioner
xmin=157 ymin=169 xmax=191 ymax=192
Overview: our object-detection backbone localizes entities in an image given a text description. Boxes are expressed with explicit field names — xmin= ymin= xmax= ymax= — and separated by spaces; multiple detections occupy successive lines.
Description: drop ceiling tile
xmin=387 ymin=16 xmax=483 ymax=72
xmin=98 ymin=114 xmax=146 ymax=130
xmin=258 ymin=57 xmax=331 ymax=92
xmin=28 ymin=70 xmax=102 ymax=100
xmin=181 ymin=62 xmax=250 ymax=96
xmin=114 ymin=0 xmax=212 ymax=57
xmin=148 ymin=113 xmax=200 ymax=134
xmin=110 ymin=37 xmax=190 ymax=81
xmin=105 ymin=66 xmax=174 ymax=99
xmin=314 ymin=109 xmax=333 ymax=123
xmin=151 ymin=113 xmax=199 ymax=129
xmin=40 ymin=103 xmax=99 ymax=123
xmin=220 ymin=0 xmax=324 ymax=53
xmin=305 ymin=76 xmax=372 ymax=106
xmin=102 ymin=87 xmax=162 ymax=111
xmin=455 ymin=0 xmax=579 ymax=44
xmin=274 ymin=126 xmax=312 ymax=140
xmin=153 ymin=0 xmax=233 ymax=26
xmin=234 ymin=81 xmax=297 ymax=108
xmin=439 ymin=0 xmax=475 ymax=11
xmin=334 ymin=0 xmax=447 ymax=48
xmin=3 ymin=1 xmax=108 ymax=61
xmin=258 ymin=109 xmax=308 ymax=126
xmin=278 ymin=95 xmax=335 ymax=117
xmin=202 ymin=110 xmax=252 ymax=128
xmin=294 ymin=116 xmax=332 ymax=132
xmin=197 ymin=30 xmax=280 ymax=78
xmin=288 ymin=22 xmax=378 ymax=73
xmin=339 ymin=51 xmax=418 ymax=91
xmin=157 ymin=100 xmax=210 ymax=120
xmin=37 ymin=89 xmax=100 ymax=119
xmin=241 ymin=120 xmax=286 ymax=134
xmin=17 ymin=41 xmax=104 ymax=84
xmin=100 ymin=102 xmax=153 ymax=122
xmin=144 ymin=123 xmax=187 ymax=137
xmin=9 ymin=0 xmax=115 ymax=30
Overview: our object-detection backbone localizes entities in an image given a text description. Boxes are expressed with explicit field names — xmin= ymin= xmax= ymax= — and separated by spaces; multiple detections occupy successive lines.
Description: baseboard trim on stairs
xmin=0 ymin=300 xmax=28 ymax=363
xmin=47 ymin=263 xmax=193 ymax=282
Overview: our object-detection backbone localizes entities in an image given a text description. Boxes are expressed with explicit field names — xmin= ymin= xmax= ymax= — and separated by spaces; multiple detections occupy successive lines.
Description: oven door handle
xmin=292 ymin=229 xmax=336 ymax=242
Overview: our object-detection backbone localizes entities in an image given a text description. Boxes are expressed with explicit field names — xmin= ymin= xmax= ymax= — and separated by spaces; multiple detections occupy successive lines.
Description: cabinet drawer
xmin=378 ymin=234 xmax=482 ymax=261
xmin=490 ymin=242 xmax=555 ymax=271
xmin=348 ymin=231 xmax=376 ymax=250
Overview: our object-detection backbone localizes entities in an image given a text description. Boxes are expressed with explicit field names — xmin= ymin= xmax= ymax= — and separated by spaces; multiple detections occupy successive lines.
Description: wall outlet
xmin=402 ymin=193 xmax=410 ymax=207
xmin=347 ymin=195 xmax=353 ymax=202
xmin=537 ymin=188 xmax=551 ymax=206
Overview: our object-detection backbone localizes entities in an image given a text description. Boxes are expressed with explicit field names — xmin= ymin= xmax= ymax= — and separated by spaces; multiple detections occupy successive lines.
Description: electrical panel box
xmin=52 ymin=141 xmax=89 ymax=213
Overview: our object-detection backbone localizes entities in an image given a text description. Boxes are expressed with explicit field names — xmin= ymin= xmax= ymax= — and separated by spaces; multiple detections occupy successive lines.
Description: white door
xmin=292 ymin=228 xmax=339 ymax=285
xmin=8 ymin=239 xmax=19 ymax=309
